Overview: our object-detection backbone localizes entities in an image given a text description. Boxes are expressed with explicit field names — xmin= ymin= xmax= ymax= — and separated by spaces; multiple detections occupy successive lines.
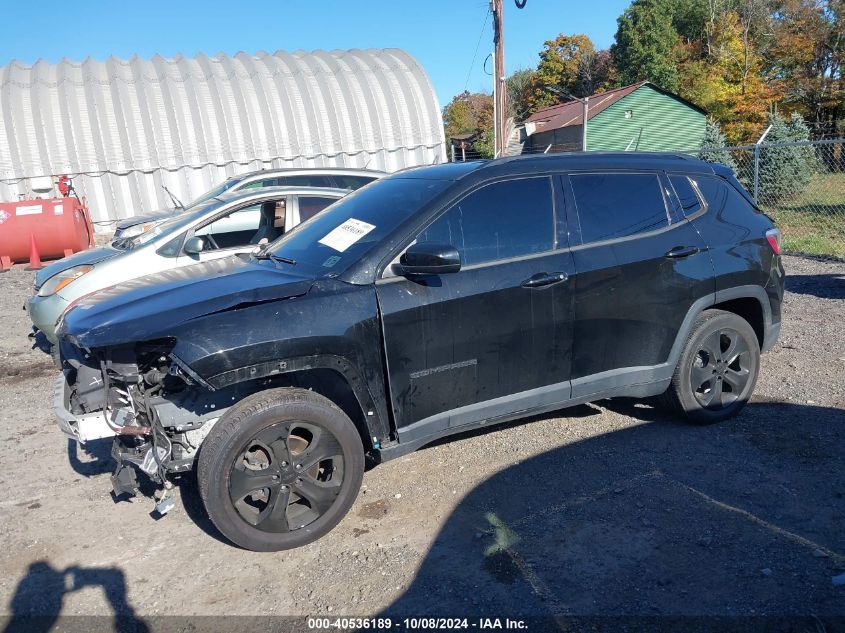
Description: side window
xmin=332 ymin=175 xmax=377 ymax=190
xmin=238 ymin=180 xmax=265 ymax=190
xmin=569 ymin=173 xmax=668 ymax=244
xmin=298 ymin=196 xmax=339 ymax=223
xmin=689 ymin=175 xmax=727 ymax=212
xmin=416 ymin=177 xmax=554 ymax=266
xmin=276 ymin=175 xmax=334 ymax=188
xmin=195 ymin=202 xmax=265 ymax=250
xmin=669 ymin=175 xmax=704 ymax=217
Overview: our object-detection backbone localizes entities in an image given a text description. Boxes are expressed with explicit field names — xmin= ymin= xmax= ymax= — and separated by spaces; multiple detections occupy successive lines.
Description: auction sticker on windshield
xmin=318 ymin=218 xmax=375 ymax=252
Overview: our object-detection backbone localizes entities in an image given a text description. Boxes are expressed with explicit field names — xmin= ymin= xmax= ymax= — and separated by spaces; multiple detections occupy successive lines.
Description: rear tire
xmin=658 ymin=309 xmax=760 ymax=424
xmin=197 ymin=388 xmax=364 ymax=551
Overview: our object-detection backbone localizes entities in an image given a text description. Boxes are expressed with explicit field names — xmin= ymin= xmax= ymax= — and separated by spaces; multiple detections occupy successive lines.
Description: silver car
xmin=28 ymin=187 xmax=348 ymax=345
xmin=113 ymin=167 xmax=385 ymax=239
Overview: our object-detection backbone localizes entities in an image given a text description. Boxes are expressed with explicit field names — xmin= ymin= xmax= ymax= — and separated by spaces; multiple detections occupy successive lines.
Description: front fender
xmin=167 ymin=279 xmax=393 ymax=445
xmin=197 ymin=353 xmax=390 ymax=444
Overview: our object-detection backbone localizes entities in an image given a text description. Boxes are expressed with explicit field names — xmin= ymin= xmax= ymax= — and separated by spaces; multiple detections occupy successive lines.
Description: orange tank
xmin=0 ymin=196 xmax=95 ymax=264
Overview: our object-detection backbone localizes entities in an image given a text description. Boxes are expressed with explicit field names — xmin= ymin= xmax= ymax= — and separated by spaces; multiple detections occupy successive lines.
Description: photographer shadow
xmin=3 ymin=561 xmax=148 ymax=633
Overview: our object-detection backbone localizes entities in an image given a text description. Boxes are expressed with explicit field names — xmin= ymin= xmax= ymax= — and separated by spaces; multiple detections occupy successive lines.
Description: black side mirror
xmin=184 ymin=235 xmax=206 ymax=255
xmin=399 ymin=242 xmax=461 ymax=276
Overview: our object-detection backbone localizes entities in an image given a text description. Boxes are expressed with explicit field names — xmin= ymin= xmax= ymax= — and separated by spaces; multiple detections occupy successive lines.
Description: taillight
xmin=766 ymin=228 xmax=782 ymax=255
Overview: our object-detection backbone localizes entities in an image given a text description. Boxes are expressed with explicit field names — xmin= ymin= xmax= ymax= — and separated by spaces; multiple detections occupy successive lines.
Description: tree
xmin=612 ymin=0 xmax=681 ymax=91
xmin=575 ymin=49 xmax=617 ymax=97
xmin=529 ymin=34 xmax=597 ymax=110
xmin=442 ymin=91 xmax=495 ymax=159
xmin=672 ymin=0 xmax=711 ymax=42
xmin=786 ymin=111 xmax=818 ymax=186
xmin=677 ymin=9 xmax=775 ymax=142
xmin=699 ymin=120 xmax=738 ymax=172
xmin=766 ymin=0 xmax=844 ymax=137
xmin=507 ymin=69 xmax=536 ymax=122
xmin=757 ymin=111 xmax=816 ymax=204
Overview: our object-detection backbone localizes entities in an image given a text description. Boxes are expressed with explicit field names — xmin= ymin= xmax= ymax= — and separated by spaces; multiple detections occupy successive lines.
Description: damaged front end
xmin=56 ymin=338 xmax=235 ymax=510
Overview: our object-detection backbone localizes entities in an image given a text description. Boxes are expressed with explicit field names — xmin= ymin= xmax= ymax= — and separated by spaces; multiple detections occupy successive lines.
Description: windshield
xmin=185 ymin=177 xmax=242 ymax=208
xmin=263 ymin=177 xmax=450 ymax=276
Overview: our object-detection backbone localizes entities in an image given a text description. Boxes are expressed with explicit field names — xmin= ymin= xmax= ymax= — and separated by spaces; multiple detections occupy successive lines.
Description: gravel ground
xmin=0 ymin=254 xmax=843 ymax=626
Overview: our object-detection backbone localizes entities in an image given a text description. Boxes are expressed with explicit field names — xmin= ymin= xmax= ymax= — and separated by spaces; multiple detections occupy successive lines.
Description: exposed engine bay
xmin=56 ymin=339 xmax=246 ymax=513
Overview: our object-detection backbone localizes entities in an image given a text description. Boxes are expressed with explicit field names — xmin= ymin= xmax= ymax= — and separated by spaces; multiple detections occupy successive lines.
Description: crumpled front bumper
xmin=53 ymin=375 xmax=117 ymax=443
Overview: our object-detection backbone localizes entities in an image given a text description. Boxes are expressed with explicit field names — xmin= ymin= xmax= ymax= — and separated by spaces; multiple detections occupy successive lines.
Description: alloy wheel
xmin=690 ymin=328 xmax=752 ymax=409
xmin=229 ymin=422 xmax=344 ymax=532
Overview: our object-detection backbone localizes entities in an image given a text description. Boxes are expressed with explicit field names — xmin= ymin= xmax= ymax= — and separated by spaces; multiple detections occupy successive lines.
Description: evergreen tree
xmin=699 ymin=120 xmax=737 ymax=173
xmin=757 ymin=112 xmax=815 ymax=205
xmin=787 ymin=112 xmax=817 ymax=189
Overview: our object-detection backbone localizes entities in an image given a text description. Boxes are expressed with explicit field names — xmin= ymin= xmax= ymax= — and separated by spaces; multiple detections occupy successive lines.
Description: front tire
xmin=659 ymin=309 xmax=760 ymax=424
xmin=197 ymin=388 xmax=364 ymax=551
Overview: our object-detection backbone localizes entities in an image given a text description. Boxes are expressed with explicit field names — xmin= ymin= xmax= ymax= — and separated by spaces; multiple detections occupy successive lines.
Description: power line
xmin=463 ymin=7 xmax=491 ymax=93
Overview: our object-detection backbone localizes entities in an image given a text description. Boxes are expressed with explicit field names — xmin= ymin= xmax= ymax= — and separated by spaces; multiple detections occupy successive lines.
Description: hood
xmin=115 ymin=207 xmax=178 ymax=230
xmin=34 ymin=246 xmax=120 ymax=288
xmin=59 ymin=255 xmax=314 ymax=349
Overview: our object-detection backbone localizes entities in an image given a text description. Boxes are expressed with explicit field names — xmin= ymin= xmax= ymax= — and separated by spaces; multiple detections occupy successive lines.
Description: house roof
xmin=525 ymin=81 xmax=704 ymax=134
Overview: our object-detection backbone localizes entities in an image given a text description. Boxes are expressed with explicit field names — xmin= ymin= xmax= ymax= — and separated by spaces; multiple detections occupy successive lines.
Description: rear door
xmin=564 ymin=171 xmax=713 ymax=397
xmin=375 ymin=176 xmax=575 ymax=442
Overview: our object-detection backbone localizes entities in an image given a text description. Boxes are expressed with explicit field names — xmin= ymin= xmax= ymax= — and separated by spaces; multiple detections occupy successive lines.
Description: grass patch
xmin=762 ymin=172 xmax=845 ymax=258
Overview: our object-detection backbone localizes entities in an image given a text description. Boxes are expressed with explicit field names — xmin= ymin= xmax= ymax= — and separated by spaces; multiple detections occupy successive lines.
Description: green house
xmin=523 ymin=81 xmax=706 ymax=154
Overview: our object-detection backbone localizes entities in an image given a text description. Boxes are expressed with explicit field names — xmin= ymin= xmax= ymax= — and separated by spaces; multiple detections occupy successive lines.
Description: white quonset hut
xmin=0 ymin=49 xmax=446 ymax=228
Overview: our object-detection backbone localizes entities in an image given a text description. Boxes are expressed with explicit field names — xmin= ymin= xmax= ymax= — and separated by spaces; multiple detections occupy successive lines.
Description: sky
xmin=0 ymin=0 xmax=631 ymax=105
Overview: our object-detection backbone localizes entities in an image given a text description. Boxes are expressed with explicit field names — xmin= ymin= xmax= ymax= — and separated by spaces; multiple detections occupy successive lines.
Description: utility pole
xmin=582 ymin=97 xmax=589 ymax=152
xmin=491 ymin=0 xmax=508 ymax=157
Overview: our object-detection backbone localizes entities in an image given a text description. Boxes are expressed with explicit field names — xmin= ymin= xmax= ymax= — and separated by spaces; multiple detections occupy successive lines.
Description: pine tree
xmin=787 ymin=112 xmax=817 ymax=190
xmin=699 ymin=120 xmax=737 ymax=173
xmin=757 ymin=112 xmax=815 ymax=205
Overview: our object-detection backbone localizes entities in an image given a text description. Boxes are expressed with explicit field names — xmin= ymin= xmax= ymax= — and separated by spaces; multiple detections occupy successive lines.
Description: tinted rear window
xmin=669 ymin=175 xmax=703 ymax=217
xmin=298 ymin=196 xmax=339 ymax=222
xmin=570 ymin=173 xmax=669 ymax=244
xmin=689 ymin=175 xmax=726 ymax=213
xmin=275 ymin=175 xmax=334 ymax=188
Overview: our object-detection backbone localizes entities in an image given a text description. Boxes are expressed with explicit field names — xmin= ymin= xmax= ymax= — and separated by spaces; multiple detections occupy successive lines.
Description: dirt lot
xmin=0 ymin=255 xmax=844 ymax=627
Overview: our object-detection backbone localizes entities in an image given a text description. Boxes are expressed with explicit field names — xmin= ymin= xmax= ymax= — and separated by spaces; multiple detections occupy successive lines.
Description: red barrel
xmin=0 ymin=197 xmax=95 ymax=263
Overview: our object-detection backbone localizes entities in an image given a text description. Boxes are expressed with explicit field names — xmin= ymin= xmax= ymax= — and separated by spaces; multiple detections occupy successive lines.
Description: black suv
xmin=55 ymin=153 xmax=784 ymax=551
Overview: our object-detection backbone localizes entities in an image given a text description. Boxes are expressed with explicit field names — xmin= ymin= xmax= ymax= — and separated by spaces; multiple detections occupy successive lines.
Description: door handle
xmin=665 ymin=246 xmax=700 ymax=259
xmin=521 ymin=272 xmax=569 ymax=288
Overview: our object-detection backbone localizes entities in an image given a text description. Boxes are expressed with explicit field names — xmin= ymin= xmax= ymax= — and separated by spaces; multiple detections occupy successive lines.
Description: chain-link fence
xmin=684 ymin=139 xmax=845 ymax=259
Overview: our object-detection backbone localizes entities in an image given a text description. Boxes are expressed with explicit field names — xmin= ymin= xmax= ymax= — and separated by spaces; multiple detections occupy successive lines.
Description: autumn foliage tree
xmin=460 ymin=0 xmax=842 ymax=150
xmin=677 ymin=8 xmax=775 ymax=142
xmin=529 ymin=34 xmax=597 ymax=111
xmin=766 ymin=0 xmax=845 ymax=136
xmin=442 ymin=91 xmax=494 ymax=158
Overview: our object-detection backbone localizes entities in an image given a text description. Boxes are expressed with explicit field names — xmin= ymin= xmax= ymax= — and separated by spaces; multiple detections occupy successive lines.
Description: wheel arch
xmin=709 ymin=297 xmax=765 ymax=350
xmin=667 ymin=286 xmax=772 ymax=372
xmin=711 ymin=285 xmax=772 ymax=351
xmin=205 ymin=354 xmax=391 ymax=452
